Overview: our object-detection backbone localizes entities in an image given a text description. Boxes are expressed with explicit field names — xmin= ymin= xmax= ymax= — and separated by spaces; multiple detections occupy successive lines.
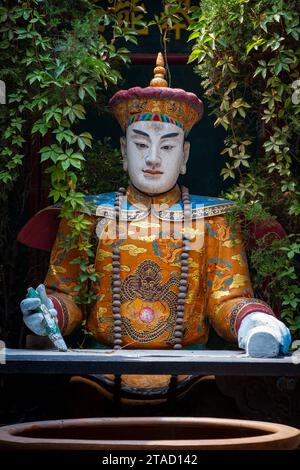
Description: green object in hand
xmin=27 ymin=287 xmax=67 ymax=352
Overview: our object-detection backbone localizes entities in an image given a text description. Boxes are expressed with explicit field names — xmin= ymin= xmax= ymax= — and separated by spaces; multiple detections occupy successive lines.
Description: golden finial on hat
xmin=109 ymin=51 xmax=204 ymax=133
xmin=149 ymin=52 xmax=168 ymax=87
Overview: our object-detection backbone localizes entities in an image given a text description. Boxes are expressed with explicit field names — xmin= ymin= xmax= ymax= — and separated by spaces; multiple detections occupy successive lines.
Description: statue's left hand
xmin=238 ymin=312 xmax=291 ymax=357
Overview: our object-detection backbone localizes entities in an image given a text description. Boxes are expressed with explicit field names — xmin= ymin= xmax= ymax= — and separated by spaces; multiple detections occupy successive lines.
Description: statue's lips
xmin=143 ymin=170 xmax=163 ymax=175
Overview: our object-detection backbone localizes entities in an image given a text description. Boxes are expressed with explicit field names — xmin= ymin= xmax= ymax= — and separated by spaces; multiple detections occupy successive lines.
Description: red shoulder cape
xmin=18 ymin=206 xmax=61 ymax=252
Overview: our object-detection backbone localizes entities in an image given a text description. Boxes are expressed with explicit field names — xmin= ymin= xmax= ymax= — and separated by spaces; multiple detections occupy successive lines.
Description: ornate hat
xmin=109 ymin=53 xmax=204 ymax=136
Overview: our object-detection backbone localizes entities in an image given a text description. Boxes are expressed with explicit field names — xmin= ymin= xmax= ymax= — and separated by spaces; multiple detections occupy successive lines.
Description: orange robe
xmin=44 ymin=184 xmax=273 ymax=393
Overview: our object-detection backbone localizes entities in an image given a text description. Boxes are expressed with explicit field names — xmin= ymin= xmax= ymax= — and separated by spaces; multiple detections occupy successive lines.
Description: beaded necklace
xmin=111 ymin=185 xmax=192 ymax=350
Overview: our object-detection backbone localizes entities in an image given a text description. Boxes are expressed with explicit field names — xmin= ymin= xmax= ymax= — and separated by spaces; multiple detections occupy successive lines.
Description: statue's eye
xmin=161 ymin=145 xmax=174 ymax=151
xmin=135 ymin=142 xmax=148 ymax=149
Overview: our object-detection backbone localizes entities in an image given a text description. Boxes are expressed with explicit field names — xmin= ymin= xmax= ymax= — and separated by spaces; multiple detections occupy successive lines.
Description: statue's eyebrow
xmin=161 ymin=132 xmax=179 ymax=139
xmin=132 ymin=129 xmax=150 ymax=138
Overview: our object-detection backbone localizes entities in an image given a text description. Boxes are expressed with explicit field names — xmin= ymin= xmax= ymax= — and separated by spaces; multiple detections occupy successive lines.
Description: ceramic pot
xmin=0 ymin=417 xmax=299 ymax=450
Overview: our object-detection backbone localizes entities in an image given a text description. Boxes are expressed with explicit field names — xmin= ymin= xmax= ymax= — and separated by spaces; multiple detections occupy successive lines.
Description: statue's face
xmin=120 ymin=120 xmax=190 ymax=195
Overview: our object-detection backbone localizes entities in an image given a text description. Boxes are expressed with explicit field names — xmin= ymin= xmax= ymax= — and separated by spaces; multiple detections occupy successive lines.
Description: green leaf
xmin=77 ymin=132 xmax=92 ymax=151
xmin=61 ymin=160 xmax=70 ymax=170
xmin=73 ymin=104 xmax=86 ymax=119
xmin=69 ymin=159 xmax=82 ymax=169
xmin=188 ymin=31 xmax=200 ymax=42
xmin=228 ymin=63 xmax=239 ymax=73
xmin=84 ymin=85 xmax=96 ymax=101
xmin=237 ymin=107 xmax=246 ymax=118
xmin=54 ymin=128 xmax=74 ymax=144
xmin=227 ymin=82 xmax=237 ymax=93
xmin=232 ymin=99 xmax=243 ymax=108
xmin=79 ymin=87 xmax=85 ymax=101
xmin=188 ymin=49 xmax=201 ymax=64
xmin=246 ymin=38 xmax=266 ymax=55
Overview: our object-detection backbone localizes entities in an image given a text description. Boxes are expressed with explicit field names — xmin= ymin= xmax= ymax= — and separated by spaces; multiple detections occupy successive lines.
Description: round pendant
xmin=139 ymin=306 xmax=155 ymax=323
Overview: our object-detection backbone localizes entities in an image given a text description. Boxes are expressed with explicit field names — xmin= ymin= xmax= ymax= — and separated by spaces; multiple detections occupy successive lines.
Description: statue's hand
xmin=238 ymin=312 xmax=291 ymax=357
xmin=20 ymin=284 xmax=58 ymax=336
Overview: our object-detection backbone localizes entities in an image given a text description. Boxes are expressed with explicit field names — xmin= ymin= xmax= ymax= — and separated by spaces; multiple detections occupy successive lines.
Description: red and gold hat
xmin=109 ymin=53 xmax=204 ymax=136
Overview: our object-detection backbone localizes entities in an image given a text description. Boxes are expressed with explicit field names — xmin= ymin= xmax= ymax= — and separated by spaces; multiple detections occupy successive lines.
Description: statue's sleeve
xmin=44 ymin=214 xmax=95 ymax=336
xmin=206 ymin=215 xmax=275 ymax=342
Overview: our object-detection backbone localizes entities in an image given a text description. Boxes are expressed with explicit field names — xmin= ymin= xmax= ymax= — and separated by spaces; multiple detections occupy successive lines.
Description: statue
xmin=19 ymin=53 xmax=291 ymax=406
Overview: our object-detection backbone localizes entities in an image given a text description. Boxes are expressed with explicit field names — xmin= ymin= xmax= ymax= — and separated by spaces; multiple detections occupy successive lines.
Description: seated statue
xmin=19 ymin=53 xmax=291 ymax=407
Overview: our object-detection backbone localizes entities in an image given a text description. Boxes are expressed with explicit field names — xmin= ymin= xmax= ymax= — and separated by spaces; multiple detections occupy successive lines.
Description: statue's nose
xmin=145 ymin=146 xmax=161 ymax=166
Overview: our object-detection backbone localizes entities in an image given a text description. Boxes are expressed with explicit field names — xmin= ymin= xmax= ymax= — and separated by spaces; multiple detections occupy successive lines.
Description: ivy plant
xmin=0 ymin=0 xmax=145 ymax=338
xmin=188 ymin=0 xmax=300 ymax=335
xmin=77 ymin=138 xmax=128 ymax=195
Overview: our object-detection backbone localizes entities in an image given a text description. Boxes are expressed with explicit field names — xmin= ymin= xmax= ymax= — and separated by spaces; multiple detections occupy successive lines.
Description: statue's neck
xmin=129 ymin=181 xmax=178 ymax=197
xmin=126 ymin=182 xmax=182 ymax=209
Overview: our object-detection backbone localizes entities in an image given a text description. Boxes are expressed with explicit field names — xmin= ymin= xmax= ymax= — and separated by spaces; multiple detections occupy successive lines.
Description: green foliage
xmin=0 ymin=0 xmax=134 ymax=187
xmin=250 ymin=236 xmax=300 ymax=332
xmin=149 ymin=0 xmax=188 ymax=35
xmin=149 ymin=1 xmax=192 ymax=85
xmin=189 ymin=0 xmax=300 ymax=335
xmin=77 ymin=138 xmax=128 ymax=195
xmin=0 ymin=0 xmax=144 ymax=338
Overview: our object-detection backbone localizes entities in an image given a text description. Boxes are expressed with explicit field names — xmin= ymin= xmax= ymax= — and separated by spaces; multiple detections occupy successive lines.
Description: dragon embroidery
xmin=120 ymin=260 xmax=181 ymax=344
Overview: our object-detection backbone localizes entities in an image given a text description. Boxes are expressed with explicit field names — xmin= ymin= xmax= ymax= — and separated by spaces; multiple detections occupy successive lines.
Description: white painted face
xmin=120 ymin=120 xmax=190 ymax=195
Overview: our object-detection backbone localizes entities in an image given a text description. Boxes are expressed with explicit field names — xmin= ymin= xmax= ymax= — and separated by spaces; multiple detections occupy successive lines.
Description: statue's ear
xmin=120 ymin=136 xmax=128 ymax=171
xmin=180 ymin=141 xmax=190 ymax=175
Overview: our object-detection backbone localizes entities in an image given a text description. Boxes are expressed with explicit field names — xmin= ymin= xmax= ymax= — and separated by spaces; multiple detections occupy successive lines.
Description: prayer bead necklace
xmin=112 ymin=186 xmax=191 ymax=350
xmin=112 ymin=186 xmax=126 ymax=350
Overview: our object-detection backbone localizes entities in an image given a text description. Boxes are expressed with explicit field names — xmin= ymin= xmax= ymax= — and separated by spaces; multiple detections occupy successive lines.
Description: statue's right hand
xmin=20 ymin=284 xmax=57 ymax=336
